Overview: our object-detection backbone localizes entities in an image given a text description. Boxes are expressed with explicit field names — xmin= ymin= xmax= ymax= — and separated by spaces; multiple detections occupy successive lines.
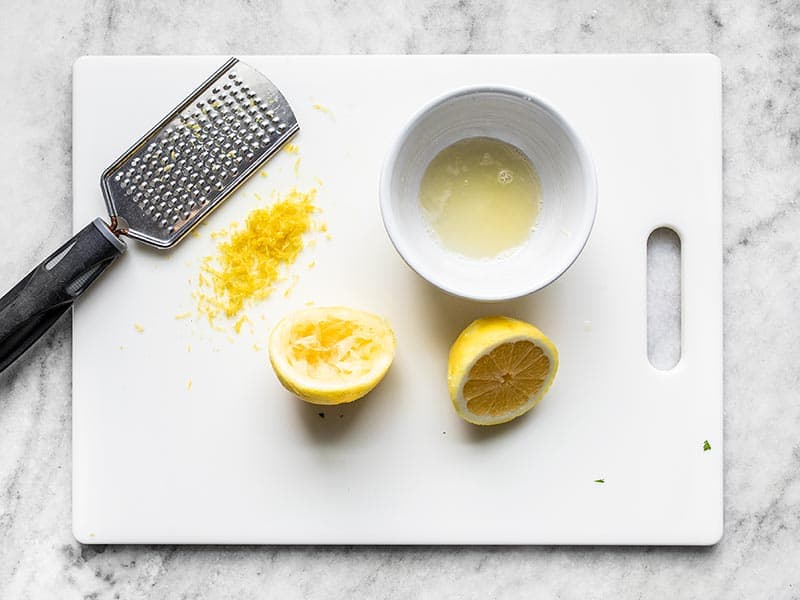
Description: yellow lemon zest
xmin=197 ymin=188 xmax=318 ymax=322
xmin=234 ymin=315 xmax=251 ymax=334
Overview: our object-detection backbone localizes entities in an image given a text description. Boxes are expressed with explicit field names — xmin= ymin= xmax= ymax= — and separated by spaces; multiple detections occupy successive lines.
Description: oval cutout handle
xmin=647 ymin=227 xmax=681 ymax=370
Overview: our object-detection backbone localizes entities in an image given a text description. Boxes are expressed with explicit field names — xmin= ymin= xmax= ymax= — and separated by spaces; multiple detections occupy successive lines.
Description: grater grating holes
xmin=103 ymin=61 xmax=297 ymax=240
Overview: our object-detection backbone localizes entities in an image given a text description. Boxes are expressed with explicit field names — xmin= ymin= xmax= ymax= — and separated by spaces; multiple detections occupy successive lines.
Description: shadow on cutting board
xmin=290 ymin=359 xmax=400 ymax=445
xmin=414 ymin=276 xmax=551 ymax=349
xmin=462 ymin=405 xmax=542 ymax=443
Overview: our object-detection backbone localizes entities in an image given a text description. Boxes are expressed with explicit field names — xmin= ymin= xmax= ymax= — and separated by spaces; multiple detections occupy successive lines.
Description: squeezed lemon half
xmin=448 ymin=316 xmax=558 ymax=425
xmin=269 ymin=307 xmax=396 ymax=405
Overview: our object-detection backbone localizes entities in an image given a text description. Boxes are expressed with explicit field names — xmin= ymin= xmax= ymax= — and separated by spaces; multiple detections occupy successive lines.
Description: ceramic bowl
xmin=379 ymin=86 xmax=598 ymax=301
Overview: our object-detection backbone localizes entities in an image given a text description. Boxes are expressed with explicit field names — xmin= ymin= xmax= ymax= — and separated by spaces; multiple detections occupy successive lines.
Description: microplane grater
xmin=102 ymin=57 xmax=299 ymax=248
xmin=0 ymin=57 xmax=298 ymax=373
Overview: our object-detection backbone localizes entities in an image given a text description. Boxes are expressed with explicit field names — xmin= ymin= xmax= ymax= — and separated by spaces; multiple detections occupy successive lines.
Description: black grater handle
xmin=0 ymin=219 xmax=126 ymax=374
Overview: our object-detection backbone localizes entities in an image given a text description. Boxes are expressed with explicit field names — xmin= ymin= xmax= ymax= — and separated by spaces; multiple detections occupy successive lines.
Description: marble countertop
xmin=1 ymin=0 xmax=798 ymax=597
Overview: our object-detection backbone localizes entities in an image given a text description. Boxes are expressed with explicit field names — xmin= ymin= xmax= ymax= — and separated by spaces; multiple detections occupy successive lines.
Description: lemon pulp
xmin=463 ymin=339 xmax=551 ymax=417
xmin=285 ymin=316 xmax=386 ymax=380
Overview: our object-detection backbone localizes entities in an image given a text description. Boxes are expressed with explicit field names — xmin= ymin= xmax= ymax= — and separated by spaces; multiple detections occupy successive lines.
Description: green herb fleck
xmin=594 ymin=479 xmax=605 ymax=484
xmin=703 ymin=440 xmax=711 ymax=452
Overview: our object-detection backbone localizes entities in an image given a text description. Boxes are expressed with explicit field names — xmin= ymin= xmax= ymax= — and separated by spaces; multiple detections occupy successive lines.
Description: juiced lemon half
xmin=269 ymin=306 xmax=396 ymax=405
xmin=448 ymin=316 xmax=558 ymax=425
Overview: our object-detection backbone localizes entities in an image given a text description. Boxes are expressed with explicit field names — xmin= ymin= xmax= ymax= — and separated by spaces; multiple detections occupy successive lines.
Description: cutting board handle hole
xmin=647 ymin=227 xmax=681 ymax=370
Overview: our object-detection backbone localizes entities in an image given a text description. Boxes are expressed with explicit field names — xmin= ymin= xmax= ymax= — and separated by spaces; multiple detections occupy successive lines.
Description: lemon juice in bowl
xmin=418 ymin=137 xmax=542 ymax=259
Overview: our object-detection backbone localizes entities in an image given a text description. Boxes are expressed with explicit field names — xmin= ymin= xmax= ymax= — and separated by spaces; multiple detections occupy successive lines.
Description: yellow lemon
xmin=269 ymin=306 xmax=396 ymax=405
xmin=448 ymin=316 xmax=558 ymax=425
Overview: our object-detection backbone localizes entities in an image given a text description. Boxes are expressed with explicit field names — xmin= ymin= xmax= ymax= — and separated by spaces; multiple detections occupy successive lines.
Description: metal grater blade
xmin=100 ymin=58 xmax=299 ymax=249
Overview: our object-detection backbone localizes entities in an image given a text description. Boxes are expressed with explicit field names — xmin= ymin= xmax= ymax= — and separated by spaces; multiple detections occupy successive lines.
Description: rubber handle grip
xmin=0 ymin=219 xmax=126 ymax=373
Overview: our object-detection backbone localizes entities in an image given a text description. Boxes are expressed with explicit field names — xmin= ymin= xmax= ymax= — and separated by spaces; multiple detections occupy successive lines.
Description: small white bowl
xmin=379 ymin=86 xmax=598 ymax=302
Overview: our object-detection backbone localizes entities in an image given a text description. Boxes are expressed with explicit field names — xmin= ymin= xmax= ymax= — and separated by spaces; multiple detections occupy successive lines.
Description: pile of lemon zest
xmin=196 ymin=188 xmax=318 ymax=321
xmin=293 ymin=157 xmax=301 ymax=176
xmin=283 ymin=143 xmax=300 ymax=154
xmin=187 ymin=379 xmax=193 ymax=391
xmin=175 ymin=312 xmax=192 ymax=320
xmin=134 ymin=323 xmax=144 ymax=333
xmin=234 ymin=315 xmax=251 ymax=334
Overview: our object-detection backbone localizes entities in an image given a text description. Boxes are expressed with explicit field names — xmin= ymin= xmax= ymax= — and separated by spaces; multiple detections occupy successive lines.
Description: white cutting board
xmin=72 ymin=55 xmax=722 ymax=545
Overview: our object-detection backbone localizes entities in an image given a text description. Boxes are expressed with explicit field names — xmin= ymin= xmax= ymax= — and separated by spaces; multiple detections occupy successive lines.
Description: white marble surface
xmin=0 ymin=0 xmax=798 ymax=597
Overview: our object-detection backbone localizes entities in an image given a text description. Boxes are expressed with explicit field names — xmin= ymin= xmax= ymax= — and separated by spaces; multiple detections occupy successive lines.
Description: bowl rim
xmin=378 ymin=84 xmax=599 ymax=302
